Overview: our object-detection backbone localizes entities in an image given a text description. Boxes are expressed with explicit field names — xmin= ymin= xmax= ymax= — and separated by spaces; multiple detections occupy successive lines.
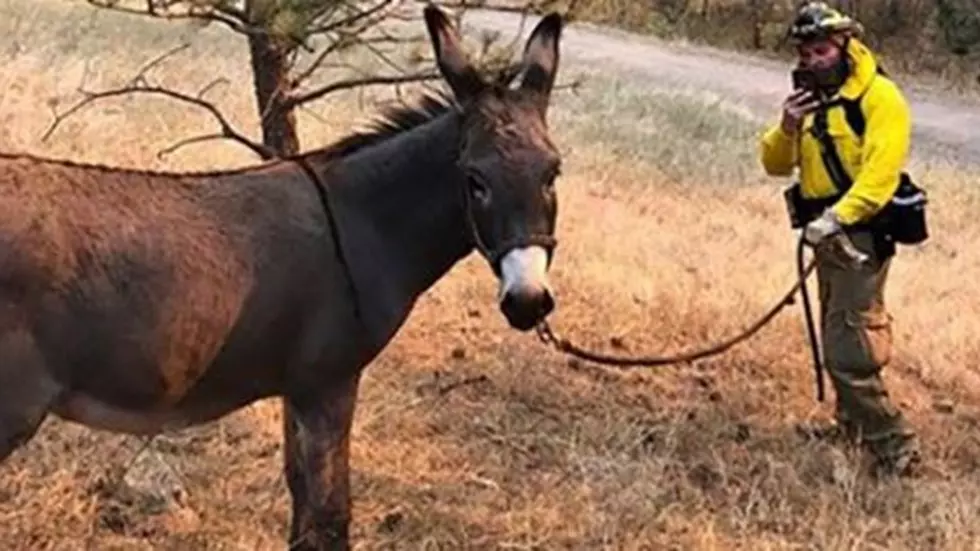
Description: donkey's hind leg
xmin=0 ymin=329 xmax=60 ymax=462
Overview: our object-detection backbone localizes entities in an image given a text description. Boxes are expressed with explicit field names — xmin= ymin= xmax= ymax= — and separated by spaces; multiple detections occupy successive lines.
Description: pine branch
xmin=286 ymin=71 xmax=442 ymax=109
xmin=85 ymin=0 xmax=256 ymax=35
xmin=44 ymin=82 xmax=275 ymax=159
xmin=308 ymin=0 xmax=398 ymax=36
xmin=291 ymin=31 xmax=423 ymax=89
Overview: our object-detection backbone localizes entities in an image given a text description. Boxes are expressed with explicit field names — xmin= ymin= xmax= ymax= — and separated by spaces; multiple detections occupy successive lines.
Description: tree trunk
xmin=748 ymin=0 xmax=763 ymax=49
xmin=247 ymin=32 xmax=299 ymax=158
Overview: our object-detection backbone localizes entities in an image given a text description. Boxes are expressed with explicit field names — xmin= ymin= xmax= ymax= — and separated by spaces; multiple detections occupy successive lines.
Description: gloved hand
xmin=804 ymin=208 xmax=842 ymax=246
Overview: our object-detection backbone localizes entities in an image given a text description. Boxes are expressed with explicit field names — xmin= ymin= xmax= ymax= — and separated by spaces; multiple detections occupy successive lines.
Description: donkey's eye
xmin=468 ymin=176 xmax=491 ymax=204
xmin=544 ymin=166 xmax=560 ymax=191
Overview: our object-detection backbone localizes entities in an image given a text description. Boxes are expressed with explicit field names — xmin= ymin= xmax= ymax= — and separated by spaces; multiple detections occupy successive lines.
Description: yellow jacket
xmin=759 ymin=38 xmax=911 ymax=226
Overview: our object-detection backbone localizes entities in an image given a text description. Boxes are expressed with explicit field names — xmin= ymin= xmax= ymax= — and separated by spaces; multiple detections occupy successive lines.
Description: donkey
xmin=0 ymin=5 xmax=564 ymax=550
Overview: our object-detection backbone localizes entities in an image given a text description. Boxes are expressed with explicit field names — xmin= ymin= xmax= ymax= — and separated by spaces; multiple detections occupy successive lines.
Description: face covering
xmin=810 ymin=54 xmax=850 ymax=93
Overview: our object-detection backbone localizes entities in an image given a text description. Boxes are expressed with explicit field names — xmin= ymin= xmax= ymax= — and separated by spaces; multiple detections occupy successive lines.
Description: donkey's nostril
xmin=500 ymin=285 xmax=554 ymax=331
xmin=535 ymin=288 xmax=555 ymax=318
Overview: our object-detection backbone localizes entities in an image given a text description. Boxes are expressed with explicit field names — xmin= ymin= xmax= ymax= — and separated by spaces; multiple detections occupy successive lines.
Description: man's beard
xmin=811 ymin=55 xmax=850 ymax=94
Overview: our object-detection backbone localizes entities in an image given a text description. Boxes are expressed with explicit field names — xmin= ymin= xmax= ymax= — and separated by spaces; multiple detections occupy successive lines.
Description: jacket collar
xmin=837 ymin=37 xmax=878 ymax=100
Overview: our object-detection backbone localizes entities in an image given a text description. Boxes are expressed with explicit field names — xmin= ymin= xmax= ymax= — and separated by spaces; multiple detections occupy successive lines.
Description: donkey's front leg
xmin=283 ymin=372 xmax=361 ymax=551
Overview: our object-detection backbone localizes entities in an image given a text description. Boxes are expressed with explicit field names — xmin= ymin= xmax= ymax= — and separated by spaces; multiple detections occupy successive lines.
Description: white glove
xmin=804 ymin=209 xmax=842 ymax=246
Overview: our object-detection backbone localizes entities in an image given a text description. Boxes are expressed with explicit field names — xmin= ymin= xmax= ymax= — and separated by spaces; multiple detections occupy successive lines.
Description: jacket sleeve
xmin=759 ymin=123 xmax=797 ymax=176
xmin=831 ymin=81 xmax=910 ymax=225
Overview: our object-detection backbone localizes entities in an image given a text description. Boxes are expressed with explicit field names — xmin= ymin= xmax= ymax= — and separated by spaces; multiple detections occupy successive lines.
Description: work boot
xmin=795 ymin=417 xmax=858 ymax=445
xmin=868 ymin=432 xmax=922 ymax=479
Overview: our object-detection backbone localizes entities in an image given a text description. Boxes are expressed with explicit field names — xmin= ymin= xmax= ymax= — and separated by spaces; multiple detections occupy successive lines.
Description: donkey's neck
xmin=322 ymin=111 xmax=474 ymax=342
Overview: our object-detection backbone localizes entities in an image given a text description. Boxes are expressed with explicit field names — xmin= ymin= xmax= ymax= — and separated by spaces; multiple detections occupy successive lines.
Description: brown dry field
xmin=2 ymin=2 xmax=980 ymax=550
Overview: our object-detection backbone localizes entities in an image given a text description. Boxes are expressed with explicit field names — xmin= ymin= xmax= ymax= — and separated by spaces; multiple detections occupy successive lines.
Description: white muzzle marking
xmin=498 ymin=246 xmax=551 ymax=302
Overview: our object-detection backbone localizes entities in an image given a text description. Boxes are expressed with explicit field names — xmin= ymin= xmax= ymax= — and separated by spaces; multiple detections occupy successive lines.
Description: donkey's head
xmin=424 ymin=5 xmax=564 ymax=331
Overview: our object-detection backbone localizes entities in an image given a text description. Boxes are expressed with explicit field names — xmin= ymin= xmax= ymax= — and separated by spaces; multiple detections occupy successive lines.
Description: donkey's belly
xmin=51 ymin=390 xmax=257 ymax=435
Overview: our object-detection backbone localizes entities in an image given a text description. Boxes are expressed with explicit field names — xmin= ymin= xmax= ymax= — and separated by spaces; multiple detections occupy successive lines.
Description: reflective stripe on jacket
xmin=759 ymin=38 xmax=911 ymax=226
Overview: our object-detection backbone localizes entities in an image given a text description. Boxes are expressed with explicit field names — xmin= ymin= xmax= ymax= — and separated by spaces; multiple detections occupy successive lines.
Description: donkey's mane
xmin=0 ymin=64 xmax=522 ymax=181
xmin=307 ymin=90 xmax=458 ymax=163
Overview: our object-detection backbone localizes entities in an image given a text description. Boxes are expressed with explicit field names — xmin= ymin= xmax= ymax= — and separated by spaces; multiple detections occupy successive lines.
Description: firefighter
xmin=759 ymin=2 xmax=921 ymax=477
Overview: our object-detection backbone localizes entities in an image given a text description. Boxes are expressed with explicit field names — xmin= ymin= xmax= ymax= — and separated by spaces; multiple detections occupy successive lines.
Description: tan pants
xmin=815 ymin=229 xmax=918 ymax=465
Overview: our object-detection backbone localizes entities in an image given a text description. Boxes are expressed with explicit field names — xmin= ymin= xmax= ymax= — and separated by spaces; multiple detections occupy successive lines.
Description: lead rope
xmin=797 ymin=233 xmax=826 ymax=402
xmin=535 ymin=235 xmax=827 ymax=401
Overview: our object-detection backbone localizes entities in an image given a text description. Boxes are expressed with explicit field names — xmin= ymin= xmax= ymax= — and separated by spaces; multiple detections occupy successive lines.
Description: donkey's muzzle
xmin=497 ymin=246 xmax=554 ymax=331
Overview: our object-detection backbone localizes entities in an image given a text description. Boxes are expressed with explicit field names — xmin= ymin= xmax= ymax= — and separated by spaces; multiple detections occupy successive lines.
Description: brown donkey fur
xmin=0 ymin=5 xmax=565 ymax=550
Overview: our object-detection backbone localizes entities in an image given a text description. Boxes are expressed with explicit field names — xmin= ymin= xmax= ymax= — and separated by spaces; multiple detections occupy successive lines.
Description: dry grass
xmin=3 ymin=2 xmax=980 ymax=550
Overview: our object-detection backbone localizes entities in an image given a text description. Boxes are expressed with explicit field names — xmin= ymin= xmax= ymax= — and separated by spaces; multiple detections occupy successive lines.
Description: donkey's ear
xmin=519 ymin=12 xmax=563 ymax=111
xmin=424 ymin=4 xmax=485 ymax=101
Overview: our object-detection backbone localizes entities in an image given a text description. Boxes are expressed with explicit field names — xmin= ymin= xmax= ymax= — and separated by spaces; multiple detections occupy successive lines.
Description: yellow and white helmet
xmin=788 ymin=2 xmax=864 ymax=44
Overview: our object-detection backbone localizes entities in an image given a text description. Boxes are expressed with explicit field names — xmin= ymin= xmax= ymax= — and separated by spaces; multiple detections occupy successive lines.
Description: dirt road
xmin=461 ymin=9 xmax=980 ymax=166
